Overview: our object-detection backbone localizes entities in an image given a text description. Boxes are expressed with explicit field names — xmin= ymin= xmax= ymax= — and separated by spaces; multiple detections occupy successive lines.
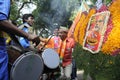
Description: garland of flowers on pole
xmin=73 ymin=0 xmax=120 ymax=55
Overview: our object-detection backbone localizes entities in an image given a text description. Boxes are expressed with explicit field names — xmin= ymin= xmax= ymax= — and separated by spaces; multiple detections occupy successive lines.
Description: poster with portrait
xmin=83 ymin=11 xmax=110 ymax=54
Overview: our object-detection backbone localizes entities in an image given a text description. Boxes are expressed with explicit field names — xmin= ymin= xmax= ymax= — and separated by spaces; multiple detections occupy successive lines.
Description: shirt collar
xmin=24 ymin=23 xmax=31 ymax=28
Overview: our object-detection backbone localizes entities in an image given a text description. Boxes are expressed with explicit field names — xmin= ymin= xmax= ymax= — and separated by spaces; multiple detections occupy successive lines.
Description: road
xmin=77 ymin=70 xmax=92 ymax=80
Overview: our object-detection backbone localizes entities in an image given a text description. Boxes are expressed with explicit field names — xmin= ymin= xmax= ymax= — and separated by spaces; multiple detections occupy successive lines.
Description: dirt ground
xmin=77 ymin=70 xmax=84 ymax=80
xmin=77 ymin=70 xmax=92 ymax=80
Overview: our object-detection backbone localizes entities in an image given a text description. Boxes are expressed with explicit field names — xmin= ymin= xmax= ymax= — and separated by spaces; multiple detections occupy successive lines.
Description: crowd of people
xmin=37 ymin=27 xmax=77 ymax=80
xmin=0 ymin=0 xmax=77 ymax=80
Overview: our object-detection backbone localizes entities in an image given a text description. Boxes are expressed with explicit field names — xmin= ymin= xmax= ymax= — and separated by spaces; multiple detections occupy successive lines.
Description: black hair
xmin=22 ymin=14 xmax=34 ymax=23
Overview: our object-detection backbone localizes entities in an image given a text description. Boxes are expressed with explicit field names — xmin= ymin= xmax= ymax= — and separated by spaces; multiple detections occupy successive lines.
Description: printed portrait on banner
xmin=83 ymin=11 xmax=110 ymax=53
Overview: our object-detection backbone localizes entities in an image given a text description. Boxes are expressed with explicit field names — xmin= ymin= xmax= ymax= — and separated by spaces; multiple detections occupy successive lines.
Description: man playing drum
xmin=37 ymin=28 xmax=62 ymax=80
xmin=0 ymin=0 xmax=40 ymax=80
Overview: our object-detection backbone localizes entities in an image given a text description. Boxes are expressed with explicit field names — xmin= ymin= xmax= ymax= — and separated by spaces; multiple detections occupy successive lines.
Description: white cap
xmin=59 ymin=26 xmax=68 ymax=32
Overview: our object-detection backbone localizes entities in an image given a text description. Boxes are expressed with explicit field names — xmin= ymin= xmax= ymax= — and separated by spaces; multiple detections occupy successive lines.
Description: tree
xmin=10 ymin=0 xmax=38 ymax=24
xmin=34 ymin=0 xmax=81 ymax=32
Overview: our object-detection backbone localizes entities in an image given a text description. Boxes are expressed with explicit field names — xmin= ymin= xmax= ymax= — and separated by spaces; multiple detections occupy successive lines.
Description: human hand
xmin=27 ymin=34 xmax=40 ymax=47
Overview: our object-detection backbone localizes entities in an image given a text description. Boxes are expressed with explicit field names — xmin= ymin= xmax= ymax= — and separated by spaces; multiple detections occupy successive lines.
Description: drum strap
xmin=56 ymin=37 xmax=62 ymax=54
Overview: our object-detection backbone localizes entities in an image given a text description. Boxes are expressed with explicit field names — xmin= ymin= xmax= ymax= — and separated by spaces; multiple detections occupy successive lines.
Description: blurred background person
xmin=37 ymin=28 xmax=62 ymax=80
xmin=18 ymin=13 xmax=36 ymax=51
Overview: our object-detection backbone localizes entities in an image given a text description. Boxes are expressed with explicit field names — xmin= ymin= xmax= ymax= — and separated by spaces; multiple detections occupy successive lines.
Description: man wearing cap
xmin=58 ymin=27 xmax=75 ymax=80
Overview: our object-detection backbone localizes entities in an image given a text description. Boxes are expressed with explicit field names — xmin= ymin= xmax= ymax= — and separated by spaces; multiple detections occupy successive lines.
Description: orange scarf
xmin=59 ymin=39 xmax=67 ymax=59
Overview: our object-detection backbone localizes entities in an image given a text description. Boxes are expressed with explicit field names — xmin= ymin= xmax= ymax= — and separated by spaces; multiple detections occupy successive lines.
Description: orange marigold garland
xmin=68 ymin=11 xmax=82 ymax=38
xmin=101 ymin=0 xmax=120 ymax=55
xmin=73 ymin=0 xmax=120 ymax=55
xmin=74 ymin=12 xmax=87 ymax=42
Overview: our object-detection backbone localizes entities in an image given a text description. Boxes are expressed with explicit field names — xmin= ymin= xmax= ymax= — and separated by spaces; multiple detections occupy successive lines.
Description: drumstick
xmin=40 ymin=35 xmax=54 ymax=50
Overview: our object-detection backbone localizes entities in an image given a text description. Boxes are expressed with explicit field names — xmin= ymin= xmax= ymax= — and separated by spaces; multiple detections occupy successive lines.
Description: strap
xmin=59 ymin=39 xmax=66 ymax=59
xmin=18 ymin=24 xmax=25 ymax=30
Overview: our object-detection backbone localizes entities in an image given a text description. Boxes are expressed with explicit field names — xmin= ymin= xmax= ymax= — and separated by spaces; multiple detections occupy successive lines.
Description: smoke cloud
xmin=37 ymin=0 xmax=80 ymax=31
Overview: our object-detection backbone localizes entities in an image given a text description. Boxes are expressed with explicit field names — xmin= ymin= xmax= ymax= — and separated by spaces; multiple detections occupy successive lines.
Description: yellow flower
xmin=74 ymin=0 xmax=120 ymax=55
xmin=74 ymin=12 xmax=87 ymax=42
xmin=101 ymin=0 xmax=120 ymax=54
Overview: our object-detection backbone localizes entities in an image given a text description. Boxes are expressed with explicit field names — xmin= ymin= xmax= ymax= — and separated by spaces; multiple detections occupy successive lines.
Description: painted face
xmin=96 ymin=16 xmax=104 ymax=28
xmin=25 ymin=16 xmax=34 ymax=26
xmin=95 ymin=15 xmax=104 ymax=33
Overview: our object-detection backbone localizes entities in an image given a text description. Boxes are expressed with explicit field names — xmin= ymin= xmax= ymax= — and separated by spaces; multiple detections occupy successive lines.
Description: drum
xmin=7 ymin=45 xmax=22 ymax=65
xmin=7 ymin=46 xmax=44 ymax=80
xmin=41 ymin=48 xmax=60 ymax=73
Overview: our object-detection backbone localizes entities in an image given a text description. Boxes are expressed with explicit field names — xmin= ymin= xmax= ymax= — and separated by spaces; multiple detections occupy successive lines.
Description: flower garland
xmin=74 ymin=8 xmax=96 ymax=45
xmin=101 ymin=0 xmax=120 ymax=54
xmin=78 ymin=8 xmax=96 ymax=45
xmin=74 ymin=0 xmax=120 ymax=55
xmin=74 ymin=12 xmax=87 ymax=42
xmin=68 ymin=11 xmax=82 ymax=38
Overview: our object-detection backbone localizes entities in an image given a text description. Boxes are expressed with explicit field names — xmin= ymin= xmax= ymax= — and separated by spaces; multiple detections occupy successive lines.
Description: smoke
xmin=37 ymin=0 xmax=80 ymax=31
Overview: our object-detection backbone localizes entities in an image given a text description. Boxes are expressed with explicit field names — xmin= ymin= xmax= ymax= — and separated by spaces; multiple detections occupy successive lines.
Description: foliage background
xmin=73 ymin=43 xmax=120 ymax=80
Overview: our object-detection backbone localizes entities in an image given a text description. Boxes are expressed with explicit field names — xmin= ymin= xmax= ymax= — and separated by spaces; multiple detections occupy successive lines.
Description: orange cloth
xmin=45 ymin=37 xmax=54 ymax=48
xmin=45 ymin=36 xmax=62 ymax=54
xmin=59 ymin=39 xmax=66 ymax=59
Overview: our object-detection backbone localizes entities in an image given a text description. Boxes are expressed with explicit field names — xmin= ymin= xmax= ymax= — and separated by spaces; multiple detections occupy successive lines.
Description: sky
xmin=21 ymin=3 xmax=36 ymax=14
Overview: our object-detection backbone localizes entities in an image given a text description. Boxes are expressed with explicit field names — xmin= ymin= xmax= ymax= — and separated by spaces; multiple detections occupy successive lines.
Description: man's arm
xmin=0 ymin=0 xmax=40 ymax=46
xmin=0 ymin=20 xmax=29 ymax=39
xmin=0 ymin=20 xmax=40 ymax=46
